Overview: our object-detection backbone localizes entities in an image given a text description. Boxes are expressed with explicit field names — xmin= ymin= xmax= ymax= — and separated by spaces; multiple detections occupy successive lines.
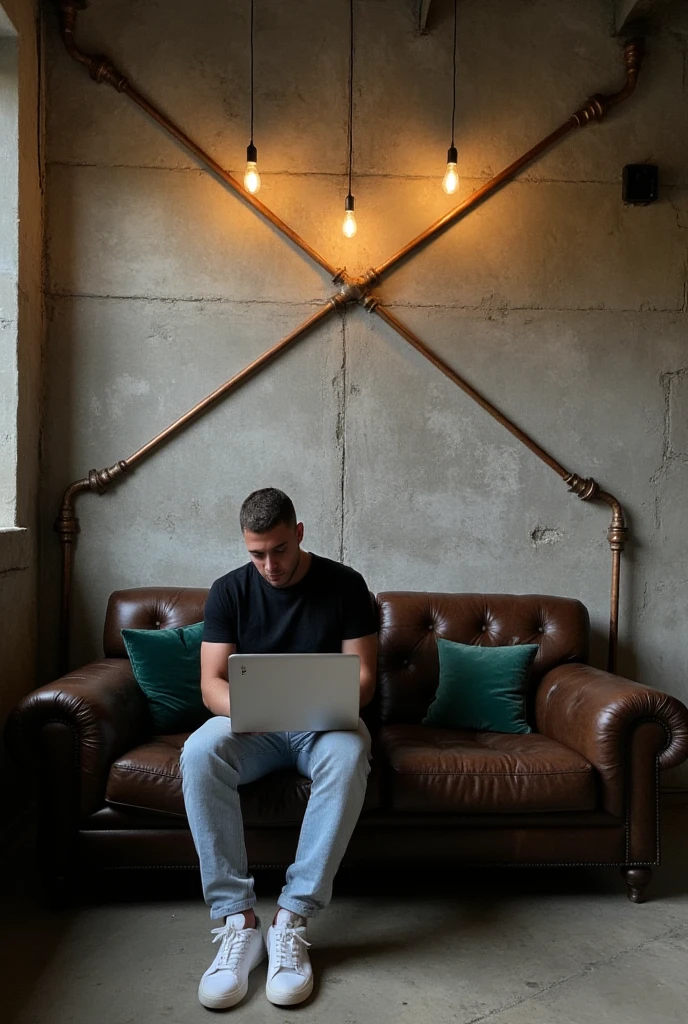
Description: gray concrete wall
xmin=0 ymin=31 xmax=19 ymax=520
xmin=42 ymin=0 xmax=688 ymax=783
xmin=0 ymin=0 xmax=43 ymax=848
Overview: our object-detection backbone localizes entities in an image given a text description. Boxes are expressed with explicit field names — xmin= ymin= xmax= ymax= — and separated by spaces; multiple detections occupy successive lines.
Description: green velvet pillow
xmin=423 ymin=638 xmax=539 ymax=733
xmin=121 ymin=621 xmax=210 ymax=734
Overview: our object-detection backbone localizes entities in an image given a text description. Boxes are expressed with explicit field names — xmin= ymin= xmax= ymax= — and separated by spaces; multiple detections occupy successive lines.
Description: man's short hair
xmin=240 ymin=488 xmax=297 ymax=534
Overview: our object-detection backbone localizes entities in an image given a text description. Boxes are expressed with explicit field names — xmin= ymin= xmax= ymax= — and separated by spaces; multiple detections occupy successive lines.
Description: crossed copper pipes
xmin=54 ymin=1 xmax=643 ymax=674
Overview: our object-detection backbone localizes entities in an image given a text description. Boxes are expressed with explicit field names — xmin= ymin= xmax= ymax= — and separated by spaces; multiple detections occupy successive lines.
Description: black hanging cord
xmin=250 ymin=0 xmax=255 ymax=145
xmin=450 ymin=0 xmax=457 ymax=148
xmin=347 ymin=0 xmax=354 ymax=197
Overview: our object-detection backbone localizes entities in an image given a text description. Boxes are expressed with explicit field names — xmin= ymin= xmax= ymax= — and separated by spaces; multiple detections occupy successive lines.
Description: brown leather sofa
xmin=8 ymin=587 xmax=688 ymax=903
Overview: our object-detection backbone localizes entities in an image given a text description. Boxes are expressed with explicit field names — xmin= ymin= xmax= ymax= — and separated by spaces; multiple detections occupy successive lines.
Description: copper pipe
xmin=606 ymin=39 xmax=643 ymax=108
xmin=372 ymin=302 xmax=627 ymax=673
xmin=55 ymin=303 xmax=335 ymax=671
xmin=56 ymin=479 xmax=87 ymax=674
xmin=57 ymin=2 xmax=337 ymax=277
xmin=599 ymin=489 xmax=628 ymax=673
xmin=375 ymin=40 xmax=644 ymax=280
xmin=55 ymin=462 xmax=128 ymax=673
xmin=609 ymin=548 xmax=621 ymax=672
xmin=371 ymin=303 xmax=568 ymax=477
xmin=563 ymin=476 xmax=627 ymax=674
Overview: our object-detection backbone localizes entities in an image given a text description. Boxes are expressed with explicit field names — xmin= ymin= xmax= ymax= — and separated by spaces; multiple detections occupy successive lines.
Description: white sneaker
xmin=266 ymin=909 xmax=313 ymax=1006
xmin=198 ymin=914 xmax=266 ymax=1009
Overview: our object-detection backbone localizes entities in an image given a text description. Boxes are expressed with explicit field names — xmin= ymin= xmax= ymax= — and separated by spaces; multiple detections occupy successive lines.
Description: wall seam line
xmin=339 ymin=310 xmax=347 ymax=565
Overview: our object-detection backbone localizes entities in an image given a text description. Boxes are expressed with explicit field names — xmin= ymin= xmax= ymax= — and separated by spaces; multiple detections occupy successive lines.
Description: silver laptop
xmin=228 ymin=653 xmax=360 ymax=733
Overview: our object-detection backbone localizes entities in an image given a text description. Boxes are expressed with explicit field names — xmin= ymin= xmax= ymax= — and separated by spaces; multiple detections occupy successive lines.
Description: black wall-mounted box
xmin=622 ymin=164 xmax=658 ymax=205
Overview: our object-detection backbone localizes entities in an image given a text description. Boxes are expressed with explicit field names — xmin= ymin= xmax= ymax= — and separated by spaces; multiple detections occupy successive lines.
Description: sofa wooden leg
xmin=621 ymin=866 xmax=652 ymax=903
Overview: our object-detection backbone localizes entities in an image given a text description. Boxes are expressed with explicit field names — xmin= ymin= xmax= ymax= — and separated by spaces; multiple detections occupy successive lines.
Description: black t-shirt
xmin=202 ymin=553 xmax=376 ymax=653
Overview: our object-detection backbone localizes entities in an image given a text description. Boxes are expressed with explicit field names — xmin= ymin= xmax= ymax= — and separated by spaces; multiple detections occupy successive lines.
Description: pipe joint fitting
xmin=330 ymin=268 xmax=380 ymax=308
xmin=88 ymin=461 xmax=129 ymax=494
xmin=572 ymin=95 xmax=607 ymax=126
xmin=565 ymin=473 xmax=599 ymax=502
xmin=607 ymin=522 xmax=629 ymax=552
xmin=88 ymin=57 xmax=128 ymax=91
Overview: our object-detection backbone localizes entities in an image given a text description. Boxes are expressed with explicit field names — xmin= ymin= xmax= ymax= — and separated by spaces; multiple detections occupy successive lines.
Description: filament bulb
xmin=244 ymin=161 xmax=261 ymax=194
xmin=244 ymin=143 xmax=261 ymax=194
xmin=342 ymin=194 xmax=357 ymax=238
xmin=442 ymin=146 xmax=459 ymax=195
xmin=342 ymin=211 xmax=357 ymax=238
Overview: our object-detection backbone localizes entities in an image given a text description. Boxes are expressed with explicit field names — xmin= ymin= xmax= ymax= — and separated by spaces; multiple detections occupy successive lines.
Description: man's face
xmin=243 ymin=521 xmax=304 ymax=588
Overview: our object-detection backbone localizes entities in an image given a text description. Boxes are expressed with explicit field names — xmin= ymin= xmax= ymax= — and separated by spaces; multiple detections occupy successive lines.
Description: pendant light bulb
xmin=444 ymin=0 xmax=460 ymax=195
xmin=342 ymin=194 xmax=357 ymax=238
xmin=244 ymin=142 xmax=261 ymax=194
xmin=442 ymin=145 xmax=459 ymax=195
xmin=342 ymin=210 xmax=357 ymax=238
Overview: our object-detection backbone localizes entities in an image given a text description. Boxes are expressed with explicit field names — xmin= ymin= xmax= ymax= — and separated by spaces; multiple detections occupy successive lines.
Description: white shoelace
xmin=272 ymin=926 xmax=311 ymax=974
xmin=210 ymin=923 xmax=252 ymax=972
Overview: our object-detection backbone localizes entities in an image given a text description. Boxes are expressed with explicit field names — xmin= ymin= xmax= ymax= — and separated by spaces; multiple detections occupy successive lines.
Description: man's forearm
xmin=202 ymin=676 xmax=231 ymax=717
xmin=359 ymin=673 xmax=376 ymax=709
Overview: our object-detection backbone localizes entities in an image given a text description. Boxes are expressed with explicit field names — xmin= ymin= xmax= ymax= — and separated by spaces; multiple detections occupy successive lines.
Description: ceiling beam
xmin=419 ymin=0 xmax=434 ymax=34
xmin=420 ymin=0 xmax=681 ymax=37
xmin=0 ymin=10 xmax=17 ymax=36
xmin=616 ymin=0 xmax=678 ymax=32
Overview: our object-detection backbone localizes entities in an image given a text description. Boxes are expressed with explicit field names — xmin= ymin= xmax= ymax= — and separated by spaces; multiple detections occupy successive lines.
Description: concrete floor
xmin=3 ymin=803 xmax=688 ymax=1024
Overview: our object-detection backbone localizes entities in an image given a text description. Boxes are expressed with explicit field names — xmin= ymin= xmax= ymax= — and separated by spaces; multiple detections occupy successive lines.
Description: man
xmin=180 ymin=487 xmax=377 ymax=1010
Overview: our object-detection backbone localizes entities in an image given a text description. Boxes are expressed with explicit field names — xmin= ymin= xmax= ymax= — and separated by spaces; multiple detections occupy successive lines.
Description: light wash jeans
xmin=180 ymin=716 xmax=371 ymax=921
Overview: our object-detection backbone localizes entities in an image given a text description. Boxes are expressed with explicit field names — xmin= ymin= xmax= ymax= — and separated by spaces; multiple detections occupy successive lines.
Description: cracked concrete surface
xmin=530 ymin=526 xmax=564 ymax=548
xmin=664 ymin=368 xmax=688 ymax=462
xmin=3 ymin=802 xmax=688 ymax=1024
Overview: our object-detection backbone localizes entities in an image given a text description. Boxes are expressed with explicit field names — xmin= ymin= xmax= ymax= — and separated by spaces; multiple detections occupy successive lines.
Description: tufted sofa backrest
xmin=104 ymin=587 xmax=210 ymax=656
xmin=104 ymin=587 xmax=590 ymax=726
xmin=376 ymin=592 xmax=590 ymax=724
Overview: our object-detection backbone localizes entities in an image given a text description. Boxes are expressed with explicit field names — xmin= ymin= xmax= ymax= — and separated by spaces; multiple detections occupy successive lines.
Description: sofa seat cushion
xmin=379 ymin=725 xmax=597 ymax=814
xmin=105 ymin=734 xmax=381 ymax=824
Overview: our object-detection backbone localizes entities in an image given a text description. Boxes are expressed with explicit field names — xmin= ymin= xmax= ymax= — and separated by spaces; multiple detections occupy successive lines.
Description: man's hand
xmin=342 ymin=633 xmax=378 ymax=708
xmin=200 ymin=641 xmax=235 ymax=717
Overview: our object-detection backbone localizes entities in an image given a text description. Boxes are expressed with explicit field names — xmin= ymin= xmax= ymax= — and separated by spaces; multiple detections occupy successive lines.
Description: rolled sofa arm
xmin=6 ymin=659 xmax=150 ymax=818
xmin=536 ymin=663 xmax=688 ymax=817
